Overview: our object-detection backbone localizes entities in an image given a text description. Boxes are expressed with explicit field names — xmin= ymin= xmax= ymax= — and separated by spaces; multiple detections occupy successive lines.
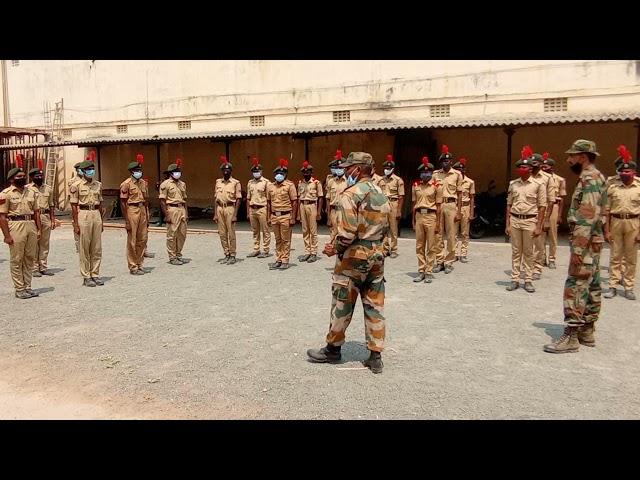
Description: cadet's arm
xmin=160 ymin=199 xmax=170 ymax=223
xmin=435 ymin=202 xmax=442 ymax=234
xmin=34 ymin=210 xmax=42 ymax=238
xmin=121 ymin=198 xmax=129 ymax=229
xmin=71 ymin=203 xmax=79 ymax=234
xmin=470 ymin=193 xmax=475 ymax=219
xmin=233 ymin=197 xmax=240 ymax=222
xmin=317 ymin=196 xmax=324 ymax=221
xmin=397 ymin=195 xmax=404 ymax=220
xmin=291 ymin=198 xmax=298 ymax=225
xmin=0 ymin=213 xmax=11 ymax=243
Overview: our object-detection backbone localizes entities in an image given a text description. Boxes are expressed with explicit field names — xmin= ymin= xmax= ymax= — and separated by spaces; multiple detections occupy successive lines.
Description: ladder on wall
xmin=43 ymin=100 xmax=67 ymax=209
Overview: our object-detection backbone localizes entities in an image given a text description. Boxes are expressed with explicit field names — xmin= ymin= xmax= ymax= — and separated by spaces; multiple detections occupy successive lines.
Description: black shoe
xmin=307 ymin=255 xmax=318 ymax=263
xmin=307 ymin=345 xmax=342 ymax=363
xmin=41 ymin=269 xmax=55 ymax=276
xmin=83 ymin=278 xmax=97 ymax=287
xmin=247 ymin=251 xmax=260 ymax=258
xmin=92 ymin=277 xmax=104 ymax=286
xmin=227 ymin=256 xmax=237 ymax=265
xmin=548 ymin=261 xmax=556 ymax=269
xmin=432 ymin=264 xmax=444 ymax=273
xmin=218 ymin=255 xmax=230 ymax=264
xmin=413 ymin=273 xmax=426 ymax=283
xmin=257 ymin=252 xmax=269 ymax=259
xmin=532 ymin=272 xmax=541 ymax=281
xmin=444 ymin=265 xmax=454 ymax=274
xmin=603 ymin=288 xmax=617 ymax=299
xmin=425 ymin=273 xmax=434 ymax=283
xmin=460 ymin=256 xmax=469 ymax=263
xmin=300 ymin=254 xmax=311 ymax=262
xmin=269 ymin=261 xmax=282 ymax=270
xmin=362 ymin=351 xmax=383 ymax=374
xmin=278 ymin=263 xmax=290 ymax=270
xmin=390 ymin=252 xmax=399 ymax=258
xmin=26 ymin=289 xmax=39 ymax=297
xmin=524 ymin=282 xmax=535 ymax=293
xmin=143 ymin=252 xmax=155 ymax=258
xmin=32 ymin=271 xmax=42 ymax=278
xmin=506 ymin=281 xmax=519 ymax=291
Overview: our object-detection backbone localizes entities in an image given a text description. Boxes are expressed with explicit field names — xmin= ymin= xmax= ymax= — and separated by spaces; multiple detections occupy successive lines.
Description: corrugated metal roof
xmin=1 ymin=110 xmax=638 ymax=150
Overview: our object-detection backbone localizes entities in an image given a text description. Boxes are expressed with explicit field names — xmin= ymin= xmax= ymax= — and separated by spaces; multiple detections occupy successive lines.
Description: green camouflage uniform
xmin=563 ymin=165 xmax=607 ymax=326
xmin=326 ymin=177 xmax=391 ymax=352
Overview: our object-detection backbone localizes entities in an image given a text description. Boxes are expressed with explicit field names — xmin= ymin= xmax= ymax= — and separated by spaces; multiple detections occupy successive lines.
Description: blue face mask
xmin=275 ymin=173 xmax=285 ymax=183
xmin=420 ymin=172 xmax=432 ymax=181
xmin=132 ymin=171 xmax=143 ymax=180
xmin=84 ymin=169 xmax=95 ymax=178
xmin=334 ymin=168 xmax=345 ymax=177
xmin=330 ymin=168 xmax=337 ymax=176
xmin=253 ymin=171 xmax=262 ymax=179
xmin=76 ymin=168 xmax=84 ymax=176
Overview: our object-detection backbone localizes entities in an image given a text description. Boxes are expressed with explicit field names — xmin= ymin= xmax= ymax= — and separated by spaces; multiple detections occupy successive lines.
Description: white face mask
xmin=334 ymin=168 xmax=345 ymax=177
xmin=132 ymin=171 xmax=143 ymax=180
xmin=253 ymin=171 xmax=262 ymax=179
xmin=384 ymin=168 xmax=393 ymax=176
xmin=171 ymin=171 xmax=182 ymax=180
xmin=275 ymin=173 xmax=285 ymax=183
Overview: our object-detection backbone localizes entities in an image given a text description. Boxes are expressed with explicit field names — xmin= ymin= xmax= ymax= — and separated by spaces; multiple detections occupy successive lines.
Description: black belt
xmin=167 ymin=204 xmax=185 ymax=208
xmin=611 ymin=213 xmax=639 ymax=219
xmin=510 ymin=212 xmax=537 ymax=219
xmin=388 ymin=198 xmax=399 ymax=202
xmin=301 ymin=200 xmax=317 ymax=204
xmin=8 ymin=215 xmax=33 ymax=221
xmin=40 ymin=209 xmax=51 ymax=214
xmin=461 ymin=201 xmax=471 ymax=206
xmin=416 ymin=208 xmax=437 ymax=214
xmin=250 ymin=205 xmax=266 ymax=209
xmin=554 ymin=199 xmax=562 ymax=204
xmin=128 ymin=202 xmax=144 ymax=207
xmin=79 ymin=205 xmax=100 ymax=210
xmin=217 ymin=202 xmax=235 ymax=207
xmin=444 ymin=198 xmax=457 ymax=203
xmin=272 ymin=210 xmax=291 ymax=216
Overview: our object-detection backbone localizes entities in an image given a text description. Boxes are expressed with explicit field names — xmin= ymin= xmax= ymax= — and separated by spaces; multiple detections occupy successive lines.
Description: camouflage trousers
xmin=326 ymin=242 xmax=386 ymax=352
xmin=563 ymin=242 xmax=602 ymax=327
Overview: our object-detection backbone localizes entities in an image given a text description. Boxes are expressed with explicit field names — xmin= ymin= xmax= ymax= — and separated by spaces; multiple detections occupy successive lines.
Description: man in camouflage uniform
xmin=307 ymin=152 xmax=391 ymax=374
xmin=545 ymin=140 xmax=607 ymax=353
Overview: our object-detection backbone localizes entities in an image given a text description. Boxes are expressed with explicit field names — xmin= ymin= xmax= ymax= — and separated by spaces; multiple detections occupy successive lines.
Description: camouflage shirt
xmin=567 ymin=165 xmax=607 ymax=257
xmin=333 ymin=178 xmax=391 ymax=255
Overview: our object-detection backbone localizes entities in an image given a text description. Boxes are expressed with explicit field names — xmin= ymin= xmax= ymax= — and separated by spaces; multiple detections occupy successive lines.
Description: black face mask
xmin=303 ymin=174 xmax=312 ymax=181
xmin=223 ymin=171 xmax=231 ymax=180
xmin=14 ymin=177 xmax=27 ymax=187
xmin=33 ymin=177 xmax=44 ymax=186
xmin=442 ymin=163 xmax=451 ymax=172
xmin=569 ymin=163 xmax=583 ymax=175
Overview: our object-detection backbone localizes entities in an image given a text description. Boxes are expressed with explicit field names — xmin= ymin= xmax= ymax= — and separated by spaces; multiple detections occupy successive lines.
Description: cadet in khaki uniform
xmin=326 ymin=156 xmax=347 ymax=244
xmin=70 ymin=160 xmax=104 ymax=287
xmin=0 ymin=163 xmax=42 ymax=299
xmin=604 ymin=146 xmax=639 ymax=301
xmin=28 ymin=162 xmax=56 ymax=277
xmin=120 ymin=154 xmax=150 ymax=275
xmin=324 ymin=150 xmax=343 ymax=222
xmin=540 ymin=153 xmax=566 ymax=269
xmin=530 ymin=153 xmax=554 ymax=280
xmin=213 ymin=156 xmax=242 ymax=265
xmin=160 ymin=161 xmax=188 ymax=265
xmin=433 ymin=145 xmax=462 ymax=273
xmin=377 ymin=154 xmax=405 ymax=258
xmin=267 ymin=159 xmax=298 ymax=270
xmin=453 ymin=158 xmax=475 ymax=263
xmin=307 ymin=151 xmax=391 ymax=374
xmin=297 ymin=161 xmax=324 ymax=263
xmin=505 ymin=147 xmax=547 ymax=293
xmin=246 ymin=157 xmax=271 ymax=258
xmin=411 ymin=157 xmax=442 ymax=283
xmin=68 ymin=160 xmax=85 ymax=254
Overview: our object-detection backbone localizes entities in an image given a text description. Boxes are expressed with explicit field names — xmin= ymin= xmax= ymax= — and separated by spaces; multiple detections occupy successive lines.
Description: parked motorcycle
xmin=470 ymin=190 xmax=507 ymax=239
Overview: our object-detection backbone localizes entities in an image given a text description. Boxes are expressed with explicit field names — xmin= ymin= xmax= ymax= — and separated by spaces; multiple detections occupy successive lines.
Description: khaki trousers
xmin=383 ymin=199 xmax=399 ymax=254
xmin=8 ymin=220 xmax=37 ymax=292
xmin=166 ymin=206 xmax=187 ymax=260
xmin=415 ymin=211 xmax=438 ymax=273
xmin=271 ymin=214 xmax=292 ymax=263
xmin=78 ymin=209 xmax=102 ymax=279
xmin=217 ymin=204 xmax=237 ymax=256
xmin=126 ymin=205 xmax=148 ymax=272
xmin=249 ymin=205 xmax=270 ymax=253
xmin=300 ymin=202 xmax=318 ymax=255
xmin=455 ymin=204 xmax=471 ymax=257
xmin=436 ymin=201 xmax=458 ymax=266
xmin=609 ymin=217 xmax=639 ymax=291
xmin=34 ymin=212 xmax=52 ymax=272
xmin=510 ymin=217 xmax=536 ymax=282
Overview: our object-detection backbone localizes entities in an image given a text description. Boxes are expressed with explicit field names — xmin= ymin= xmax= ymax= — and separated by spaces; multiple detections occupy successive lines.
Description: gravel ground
xmin=0 ymin=224 xmax=638 ymax=419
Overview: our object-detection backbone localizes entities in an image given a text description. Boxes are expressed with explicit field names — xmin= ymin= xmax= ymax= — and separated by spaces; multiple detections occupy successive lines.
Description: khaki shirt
xmin=159 ymin=179 xmax=187 ymax=205
xmin=606 ymin=175 xmax=640 ymax=188
xmin=412 ymin=180 xmax=443 ymax=210
xmin=28 ymin=183 xmax=54 ymax=210
xmin=459 ymin=176 xmax=476 ymax=203
xmin=247 ymin=177 xmax=270 ymax=207
xmin=507 ymin=177 xmax=547 ymax=214
xmin=120 ymin=177 xmax=149 ymax=204
xmin=532 ymin=170 xmax=553 ymax=203
xmin=377 ymin=174 xmax=405 ymax=200
xmin=69 ymin=178 xmax=103 ymax=206
xmin=548 ymin=173 xmax=567 ymax=204
xmin=298 ymin=178 xmax=323 ymax=201
xmin=371 ymin=173 xmax=383 ymax=186
xmin=214 ymin=177 xmax=242 ymax=205
xmin=0 ymin=185 xmax=38 ymax=216
xmin=67 ymin=176 xmax=83 ymax=201
xmin=328 ymin=176 xmax=348 ymax=207
xmin=267 ymin=180 xmax=297 ymax=211
xmin=433 ymin=169 xmax=462 ymax=199
xmin=606 ymin=180 xmax=640 ymax=215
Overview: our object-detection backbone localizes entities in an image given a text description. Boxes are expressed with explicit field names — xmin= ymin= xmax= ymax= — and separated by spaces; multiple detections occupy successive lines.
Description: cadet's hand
xmin=37 ymin=230 xmax=41 ymax=240
xmin=4 ymin=235 xmax=13 ymax=245
xmin=125 ymin=222 xmax=131 ymax=231
xmin=533 ymin=226 xmax=542 ymax=237
xmin=543 ymin=224 xmax=550 ymax=232
xmin=74 ymin=224 xmax=80 ymax=235
xmin=412 ymin=218 xmax=415 ymax=231
xmin=289 ymin=218 xmax=296 ymax=226
xmin=316 ymin=214 xmax=321 ymax=222
xmin=557 ymin=217 xmax=562 ymax=225
xmin=505 ymin=224 xmax=510 ymax=236
xmin=636 ymin=233 xmax=640 ymax=243
xmin=323 ymin=243 xmax=336 ymax=257
xmin=51 ymin=222 xmax=57 ymax=230
xmin=326 ymin=218 xmax=331 ymax=227
xmin=232 ymin=216 xmax=237 ymax=223
xmin=455 ymin=212 xmax=462 ymax=222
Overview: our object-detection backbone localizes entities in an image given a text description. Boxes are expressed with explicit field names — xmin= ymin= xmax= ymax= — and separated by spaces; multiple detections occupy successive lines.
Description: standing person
xmin=246 ymin=157 xmax=271 ymax=258
xmin=297 ymin=161 xmax=323 ymax=263
xmin=307 ymin=152 xmax=391 ymax=374
xmin=530 ymin=152 xmax=553 ymax=280
xmin=505 ymin=146 xmax=547 ymax=293
xmin=0 ymin=158 xmax=41 ymax=299
xmin=453 ymin=157 xmax=475 ymax=263
xmin=544 ymin=140 xmax=607 ymax=353
xmin=159 ymin=160 xmax=188 ymax=265
xmin=213 ymin=156 xmax=242 ymax=265
xmin=70 ymin=160 xmax=104 ymax=287
xmin=433 ymin=145 xmax=462 ymax=273
xmin=28 ymin=160 xmax=56 ymax=277
xmin=411 ymin=156 xmax=442 ymax=283
xmin=603 ymin=145 xmax=639 ymax=301
xmin=68 ymin=159 xmax=86 ymax=254
xmin=540 ymin=152 xmax=566 ymax=269
xmin=267 ymin=159 xmax=298 ymax=270
xmin=154 ymin=171 xmax=170 ymax=227
xmin=120 ymin=154 xmax=150 ymax=275
xmin=326 ymin=154 xmax=347 ymax=244
xmin=377 ymin=154 xmax=405 ymax=258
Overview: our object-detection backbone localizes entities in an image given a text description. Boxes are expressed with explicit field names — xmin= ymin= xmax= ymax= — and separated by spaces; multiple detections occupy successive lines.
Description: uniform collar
xmin=221 ymin=176 xmax=234 ymax=183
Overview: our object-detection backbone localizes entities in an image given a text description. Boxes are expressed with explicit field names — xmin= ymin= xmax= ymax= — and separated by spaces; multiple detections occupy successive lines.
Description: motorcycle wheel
xmin=469 ymin=224 xmax=486 ymax=239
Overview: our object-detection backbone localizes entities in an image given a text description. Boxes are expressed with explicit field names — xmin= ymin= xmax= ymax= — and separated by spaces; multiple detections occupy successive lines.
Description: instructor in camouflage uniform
xmin=307 ymin=152 xmax=391 ymax=374
xmin=544 ymin=140 xmax=607 ymax=354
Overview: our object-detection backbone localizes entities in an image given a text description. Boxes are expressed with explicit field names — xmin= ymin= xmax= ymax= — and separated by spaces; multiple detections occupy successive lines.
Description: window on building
xmin=544 ymin=97 xmax=568 ymax=112
xmin=62 ymin=128 xmax=72 ymax=137
xmin=430 ymin=104 xmax=450 ymax=118
xmin=333 ymin=110 xmax=351 ymax=123
xmin=117 ymin=125 xmax=128 ymax=134
xmin=11 ymin=60 xmax=20 ymax=67
xmin=178 ymin=120 xmax=191 ymax=130
xmin=250 ymin=115 xmax=265 ymax=127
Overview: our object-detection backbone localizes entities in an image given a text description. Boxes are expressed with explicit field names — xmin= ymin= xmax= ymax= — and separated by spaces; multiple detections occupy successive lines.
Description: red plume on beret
xmin=422 ymin=156 xmax=430 ymax=167
xmin=441 ymin=145 xmax=449 ymax=155
xmin=38 ymin=159 xmax=44 ymax=171
xmin=617 ymin=145 xmax=632 ymax=162
xmin=220 ymin=155 xmax=229 ymax=165
xmin=521 ymin=145 xmax=534 ymax=160
xmin=543 ymin=152 xmax=549 ymax=161
xmin=279 ymin=158 xmax=288 ymax=168
xmin=136 ymin=153 xmax=144 ymax=164
xmin=16 ymin=154 xmax=24 ymax=168
xmin=386 ymin=154 xmax=393 ymax=162
xmin=302 ymin=160 xmax=310 ymax=169
xmin=176 ymin=158 xmax=183 ymax=167
xmin=334 ymin=149 xmax=342 ymax=160
xmin=459 ymin=157 xmax=467 ymax=166
xmin=252 ymin=157 xmax=260 ymax=167
xmin=89 ymin=150 xmax=97 ymax=162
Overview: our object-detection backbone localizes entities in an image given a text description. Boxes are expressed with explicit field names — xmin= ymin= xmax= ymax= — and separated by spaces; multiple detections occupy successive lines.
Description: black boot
xmin=306 ymin=344 xmax=342 ymax=363
xmin=362 ymin=351 xmax=383 ymax=374
xmin=413 ymin=273 xmax=426 ymax=283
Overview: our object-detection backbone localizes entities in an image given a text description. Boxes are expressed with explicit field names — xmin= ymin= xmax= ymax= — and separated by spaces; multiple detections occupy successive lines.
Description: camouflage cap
xmin=127 ymin=161 xmax=142 ymax=170
xmin=28 ymin=168 xmax=43 ymax=176
xmin=340 ymin=151 xmax=374 ymax=168
xmin=7 ymin=167 xmax=23 ymax=180
xmin=565 ymin=139 xmax=600 ymax=156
